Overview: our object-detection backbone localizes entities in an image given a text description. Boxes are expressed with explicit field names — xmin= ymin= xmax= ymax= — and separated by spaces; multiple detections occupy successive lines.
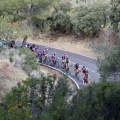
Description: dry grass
xmin=0 ymin=48 xmax=27 ymax=99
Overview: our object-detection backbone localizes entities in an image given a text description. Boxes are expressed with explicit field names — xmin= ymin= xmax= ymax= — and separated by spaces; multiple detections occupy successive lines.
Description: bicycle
xmin=61 ymin=60 xmax=66 ymax=69
xmin=44 ymin=56 xmax=50 ymax=65
xmin=50 ymin=58 xmax=59 ymax=68
xmin=75 ymin=69 xmax=80 ymax=80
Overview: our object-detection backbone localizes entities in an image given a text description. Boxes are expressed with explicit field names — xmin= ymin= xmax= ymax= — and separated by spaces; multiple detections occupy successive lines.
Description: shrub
xmin=19 ymin=48 xmax=39 ymax=74
xmin=60 ymin=2 xmax=72 ymax=13
xmin=51 ymin=11 xmax=72 ymax=33
xmin=72 ymin=2 xmax=109 ymax=36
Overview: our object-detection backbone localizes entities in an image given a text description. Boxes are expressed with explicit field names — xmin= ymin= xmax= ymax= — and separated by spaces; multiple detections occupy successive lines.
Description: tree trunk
xmin=22 ymin=36 xmax=28 ymax=47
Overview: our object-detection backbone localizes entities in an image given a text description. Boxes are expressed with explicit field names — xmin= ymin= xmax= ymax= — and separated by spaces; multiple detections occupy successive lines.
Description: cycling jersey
xmin=52 ymin=54 xmax=57 ymax=60
xmin=84 ymin=73 xmax=88 ymax=80
xmin=83 ymin=73 xmax=90 ymax=84
xmin=75 ymin=64 xmax=79 ymax=69
xmin=42 ymin=50 xmax=46 ymax=55
xmin=62 ymin=55 xmax=66 ymax=60
xmin=44 ymin=48 xmax=48 ymax=54
xmin=62 ymin=54 xmax=68 ymax=60
xmin=82 ymin=67 xmax=86 ymax=73
xmin=66 ymin=58 xmax=70 ymax=64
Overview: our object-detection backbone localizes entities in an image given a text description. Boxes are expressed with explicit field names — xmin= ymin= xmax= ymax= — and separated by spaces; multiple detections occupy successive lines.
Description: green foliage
xmin=60 ymin=2 xmax=72 ymax=13
xmin=0 ymin=74 xmax=71 ymax=120
xmin=69 ymin=80 xmax=120 ymax=120
xmin=72 ymin=2 xmax=109 ymax=36
xmin=0 ymin=76 xmax=120 ymax=120
xmin=110 ymin=0 xmax=120 ymax=32
xmin=31 ymin=0 xmax=61 ymax=32
xmin=19 ymin=48 xmax=39 ymax=73
xmin=51 ymin=11 xmax=72 ymax=33
xmin=97 ymin=34 xmax=120 ymax=79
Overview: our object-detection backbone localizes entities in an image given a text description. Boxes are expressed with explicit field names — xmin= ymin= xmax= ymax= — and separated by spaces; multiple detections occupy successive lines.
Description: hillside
xmin=0 ymin=0 xmax=120 ymax=119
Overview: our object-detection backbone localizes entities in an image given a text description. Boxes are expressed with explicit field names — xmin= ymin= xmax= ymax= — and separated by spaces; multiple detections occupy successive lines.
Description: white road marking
xmin=27 ymin=41 xmax=96 ymax=60
xmin=57 ymin=56 xmax=97 ymax=74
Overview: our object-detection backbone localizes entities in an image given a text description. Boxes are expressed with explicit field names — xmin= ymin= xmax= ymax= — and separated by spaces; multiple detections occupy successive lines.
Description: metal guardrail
xmin=39 ymin=63 xmax=80 ymax=89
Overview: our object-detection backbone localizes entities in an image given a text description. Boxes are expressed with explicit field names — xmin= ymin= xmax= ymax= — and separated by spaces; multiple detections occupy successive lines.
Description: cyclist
xmin=61 ymin=53 xmax=68 ymax=68
xmin=74 ymin=63 xmax=80 ymax=76
xmin=30 ymin=44 xmax=35 ymax=52
xmin=41 ymin=47 xmax=48 ymax=64
xmin=81 ymin=66 xmax=87 ymax=74
xmin=65 ymin=57 xmax=70 ymax=71
xmin=44 ymin=47 xmax=48 ymax=55
xmin=9 ymin=40 xmax=16 ymax=48
xmin=51 ymin=52 xmax=57 ymax=66
xmin=82 ymin=70 xmax=90 ymax=85
xmin=41 ymin=50 xmax=46 ymax=64
xmin=2 ymin=38 xmax=7 ymax=47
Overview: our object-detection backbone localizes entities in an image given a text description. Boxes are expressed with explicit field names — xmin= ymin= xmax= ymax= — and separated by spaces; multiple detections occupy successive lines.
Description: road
xmin=0 ymin=41 xmax=100 ymax=88
xmin=16 ymin=41 xmax=100 ymax=88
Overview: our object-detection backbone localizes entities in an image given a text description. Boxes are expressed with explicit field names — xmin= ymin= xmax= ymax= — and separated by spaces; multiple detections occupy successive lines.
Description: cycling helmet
xmin=76 ymin=63 xmax=79 ymax=66
xmin=83 ymin=66 xmax=85 ymax=68
xmin=64 ymin=53 xmax=67 ymax=55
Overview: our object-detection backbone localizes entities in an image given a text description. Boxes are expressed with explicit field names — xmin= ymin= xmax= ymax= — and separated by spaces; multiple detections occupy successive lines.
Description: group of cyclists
xmin=26 ymin=44 xmax=90 ymax=85
xmin=0 ymin=38 xmax=91 ymax=85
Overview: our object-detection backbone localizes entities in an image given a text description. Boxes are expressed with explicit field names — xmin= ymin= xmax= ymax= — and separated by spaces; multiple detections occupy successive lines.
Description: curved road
xmin=0 ymin=41 xmax=100 ymax=88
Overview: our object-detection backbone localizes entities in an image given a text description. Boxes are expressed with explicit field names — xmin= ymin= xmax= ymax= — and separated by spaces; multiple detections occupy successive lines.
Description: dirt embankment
xmin=25 ymin=33 xmax=96 ymax=58
xmin=25 ymin=28 xmax=117 ymax=59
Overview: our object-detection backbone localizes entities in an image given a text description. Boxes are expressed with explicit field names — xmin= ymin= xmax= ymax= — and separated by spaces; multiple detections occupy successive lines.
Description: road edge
xmin=40 ymin=63 xmax=80 ymax=89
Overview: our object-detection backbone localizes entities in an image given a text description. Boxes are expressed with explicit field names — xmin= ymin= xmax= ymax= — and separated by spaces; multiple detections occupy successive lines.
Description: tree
xmin=68 ymin=80 xmax=120 ymax=120
xmin=110 ymin=0 xmax=120 ymax=32
xmin=0 ymin=75 xmax=71 ymax=120
xmin=51 ymin=11 xmax=72 ymax=33
xmin=72 ymin=2 xmax=109 ymax=36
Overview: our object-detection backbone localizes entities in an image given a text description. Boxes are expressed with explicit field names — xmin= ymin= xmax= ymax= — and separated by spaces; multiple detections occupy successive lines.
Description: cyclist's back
xmin=75 ymin=63 xmax=79 ymax=70
xmin=83 ymin=70 xmax=90 ymax=85
xmin=82 ymin=66 xmax=86 ymax=74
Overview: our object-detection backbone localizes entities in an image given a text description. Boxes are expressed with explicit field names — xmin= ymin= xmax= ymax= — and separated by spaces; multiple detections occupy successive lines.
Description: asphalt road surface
xmin=0 ymin=41 xmax=100 ymax=88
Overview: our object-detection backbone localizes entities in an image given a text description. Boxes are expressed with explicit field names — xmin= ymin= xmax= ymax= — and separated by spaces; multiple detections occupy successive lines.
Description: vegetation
xmin=0 ymin=0 xmax=119 ymax=38
xmin=72 ymin=2 xmax=109 ymax=36
xmin=19 ymin=48 xmax=39 ymax=74
xmin=0 ymin=78 xmax=120 ymax=120
xmin=0 ymin=0 xmax=120 ymax=120
xmin=91 ymin=25 xmax=120 ymax=80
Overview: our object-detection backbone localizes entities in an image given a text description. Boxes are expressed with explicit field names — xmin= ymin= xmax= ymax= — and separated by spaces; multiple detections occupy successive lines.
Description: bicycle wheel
xmin=50 ymin=60 xmax=54 ymax=66
xmin=44 ymin=58 xmax=48 ymax=64
xmin=55 ymin=61 xmax=59 ymax=68
xmin=66 ymin=67 xmax=71 ymax=75
xmin=75 ymin=72 xmax=80 ymax=80
xmin=61 ymin=62 xmax=65 ymax=69
xmin=47 ymin=56 xmax=50 ymax=63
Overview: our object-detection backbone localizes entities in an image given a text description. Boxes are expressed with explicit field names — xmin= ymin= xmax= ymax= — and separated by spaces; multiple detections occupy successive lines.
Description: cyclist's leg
xmin=42 ymin=55 xmax=45 ymax=64
xmin=61 ymin=60 xmax=64 ymax=68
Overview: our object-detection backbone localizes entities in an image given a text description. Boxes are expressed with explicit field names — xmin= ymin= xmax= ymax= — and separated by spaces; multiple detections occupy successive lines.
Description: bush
xmin=51 ymin=11 xmax=72 ymax=33
xmin=0 ymin=75 xmax=71 ymax=120
xmin=60 ymin=2 xmax=72 ymax=13
xmin=72 ymin=2 xmax=109 ymax=36
xmin=19 ymin=48 xmax=39 ymax=74
xmin=69 ymin=80 xmax=120 ymax=120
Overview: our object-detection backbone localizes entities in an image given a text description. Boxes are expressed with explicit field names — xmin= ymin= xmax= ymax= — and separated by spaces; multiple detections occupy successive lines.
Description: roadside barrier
xmin=40 ymin=63 xmax=80 ymax=89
